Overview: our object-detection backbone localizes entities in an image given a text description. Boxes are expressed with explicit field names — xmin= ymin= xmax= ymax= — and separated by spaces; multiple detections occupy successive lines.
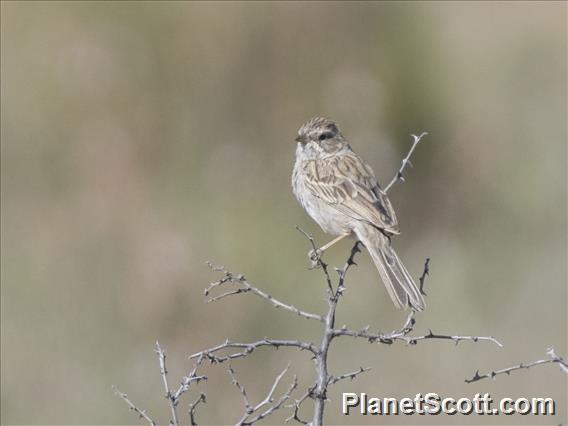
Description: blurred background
xmin=1 ymin=1 xmax=566 ymax=425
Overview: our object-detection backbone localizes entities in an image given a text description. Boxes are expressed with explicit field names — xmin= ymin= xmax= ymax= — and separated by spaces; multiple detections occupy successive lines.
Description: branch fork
xmin=113 ymin=342 xmax=207 ymax=426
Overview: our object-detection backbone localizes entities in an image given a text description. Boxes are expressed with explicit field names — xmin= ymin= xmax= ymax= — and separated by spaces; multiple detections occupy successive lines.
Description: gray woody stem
xmin=466 ymin=347 xmax=568 ymax=383
xmin=114 ymin=342 xmax=206 ymax=426
xmin=205 ymin=262 xmax=324 ymax=322
xmin=190 ymin=339 xmax=318 ymax=363
xmin=189 ymin=393 xmax=206 ymax=426
xmin=112 ymin=386 xmax=156 ymax=426
xmin=384 ymin=132 xmax=428 ymax=193
xmin=312 ymin=241 xmax=360 ymax=426
xmin=228 ymin=364 xmax=298 ymax=426
xmin=156 ymin=342 xmax=180 ymax=426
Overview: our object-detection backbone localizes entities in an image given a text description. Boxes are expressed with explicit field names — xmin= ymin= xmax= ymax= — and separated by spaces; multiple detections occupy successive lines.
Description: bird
xmin=291 ymin=117 xmax=425 ymax=311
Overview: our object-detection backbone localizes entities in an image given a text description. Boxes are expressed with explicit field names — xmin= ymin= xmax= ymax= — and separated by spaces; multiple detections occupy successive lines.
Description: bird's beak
xmin=295 ymin=135 xmax=306 ymax=143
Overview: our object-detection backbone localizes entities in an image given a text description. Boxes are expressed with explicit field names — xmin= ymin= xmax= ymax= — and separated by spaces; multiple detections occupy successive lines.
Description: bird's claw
xmin=309 ymin=248 xmax=322 ymax=261
xmin=308 ymin=248 xmax=323 ymax=269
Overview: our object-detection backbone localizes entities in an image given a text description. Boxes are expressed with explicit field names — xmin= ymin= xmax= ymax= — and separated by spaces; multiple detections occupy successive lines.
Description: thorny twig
xmin=333 ymin=241 xmax=361 ymax=299
xmin=328 ymin=367 xmax=372 ymax=386
xmin=384 ymin=132 xmax=428 ymax=193
xmin=156 ymin=342 xmax=181 ymax=426
xmin=173 ymin=355 xmax=207 ymax=402
xmin=418 ymin=257 xmax=430 ymax=295
xmin=466 ymin=347 xmax=568 ymax=383
xmin=189 ymin=393 xmax=206 ymax=426
xmin=190 ymin=338 xmax=318 ymax=364
xmin=285 ymin=386 xmax=315 ymax=425
xmin=312 ymin=240 xmax=362 ymax=425
xmin=205 ymin=262 xmax=323 ymax=322
xmin=228 ymin=365 xmax=298 ymax=426
xmin=330 ymin=259 xmax=501 ymax=347
xmin=228 ymin=366 xmax=252 ymax=413
xmin=295 ymin=226 xmax=334 ymax=292
xmin=331 ymin=320 xmax=503 ymax=347
xmin=112 ymin=386 xmax=156 ymax=426
xmin=114 ymin=342 xmax=206 ymax=426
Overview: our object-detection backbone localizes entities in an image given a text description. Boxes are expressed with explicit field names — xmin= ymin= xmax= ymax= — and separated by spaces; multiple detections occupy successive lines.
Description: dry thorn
xmin=466 ymin=346 xmax=568 ymax=383
xmin=332 ymin=321 xmax=502 ymax=348
xmin=190 ymin=339 xmax=319 ymax=364
xmin=112 ymin=386 xmax=156 ymax=426
xmin=384 ymin=132 xmax=428 ymax=193
xmin=205 ymin=261 xmax=324 ymax=322
xmin=172 ymin=357 xmax=207 ymax=403
xmin=114 ymin=344 xmax=206 ymax=426
xmin=285 ymin=385 xmax=315 ymax=425
xmin=296 ymin=226 xmax=334 ymax=293
xmin=188 ymin=393 xmax=206 ymax=426
xmin=229 ymin=364 xmax=298 ymax=426
xmin=418 ymin=258 xmax=430 ymax=296
xmin=328 ymin=367 xmax=372 ymax=386
xmin=156 ymin=342 xmax=180 ymax=426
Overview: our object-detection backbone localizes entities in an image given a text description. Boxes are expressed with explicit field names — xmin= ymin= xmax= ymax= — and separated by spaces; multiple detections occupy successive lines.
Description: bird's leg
xmin=309 ymin=233 xmax=350 ymax=263
xmin=320 ymin=233 xmax=350 ymax=252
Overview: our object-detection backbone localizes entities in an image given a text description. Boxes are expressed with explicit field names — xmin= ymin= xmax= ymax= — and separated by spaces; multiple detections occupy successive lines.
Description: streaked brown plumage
xmin=292 ymin=117 xmax=425 ymax=311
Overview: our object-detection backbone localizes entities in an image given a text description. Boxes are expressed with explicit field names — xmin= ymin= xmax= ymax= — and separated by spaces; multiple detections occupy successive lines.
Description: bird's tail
xmin=356 ymin=225 xmax=425 ymax=311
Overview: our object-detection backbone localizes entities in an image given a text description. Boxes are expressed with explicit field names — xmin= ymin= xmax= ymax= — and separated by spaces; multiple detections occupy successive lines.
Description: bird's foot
xmin=308 ymin=248 xmax=323 ymax=269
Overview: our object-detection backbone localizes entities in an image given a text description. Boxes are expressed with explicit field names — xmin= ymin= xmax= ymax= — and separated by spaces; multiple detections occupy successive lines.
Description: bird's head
xmin=295 ymin=117 xmax=346 ymax=155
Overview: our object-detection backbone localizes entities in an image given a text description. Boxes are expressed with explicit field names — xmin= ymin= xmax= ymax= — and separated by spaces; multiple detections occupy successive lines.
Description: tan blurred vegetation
xmin=1 ymin=1 xmax=566 ymax=425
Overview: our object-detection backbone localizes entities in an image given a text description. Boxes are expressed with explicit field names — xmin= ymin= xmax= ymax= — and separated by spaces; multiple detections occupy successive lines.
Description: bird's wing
xmin=302 ymin=152 xmax=400 ymax=234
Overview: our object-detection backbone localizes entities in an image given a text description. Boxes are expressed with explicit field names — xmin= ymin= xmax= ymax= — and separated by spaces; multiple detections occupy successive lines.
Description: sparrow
xmin=292 ymin=117 xmax=424 ymax=311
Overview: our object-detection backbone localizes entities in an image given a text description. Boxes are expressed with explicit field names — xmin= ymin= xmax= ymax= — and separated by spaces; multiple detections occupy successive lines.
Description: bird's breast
xmin=292 ymin=160 xmax=352 ymax=236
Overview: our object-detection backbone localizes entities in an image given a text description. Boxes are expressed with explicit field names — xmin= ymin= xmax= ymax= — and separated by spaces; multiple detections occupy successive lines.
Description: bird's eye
xmin=318 ymin=132 xmax=332 ymax=141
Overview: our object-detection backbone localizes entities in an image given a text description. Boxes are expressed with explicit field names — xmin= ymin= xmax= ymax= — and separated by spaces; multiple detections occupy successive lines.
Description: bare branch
xmin=332 ymin=318 xmax=503 ymax=348
xmin=172 ymin=355 xmax=207 ymax=403
xmin=229 ymin=365 xmax=298 ymax=426
xmin=295 ymin=226 xmax=334 ymax=294
xmin=466 ymin=347 xmax=568 ymax=383
xmin=384 ymin=132 xmax=428 ymax=193
xmin=333 ymin=242 xmax=361 ymax=300
xmin=228 ymin=366 xmax=252 ymax=413
xmin=253 ymin=364 xmax=291 ymax=413
xmin=328 ymin=367 xmax=372 ymax=386
xmin=285 ymin=386 xmax=314 ymax=425
xmin=188 ymin=393 xmax=206 ymax=426
xmin=112 ymin=386 xmax=156 ymax=426
xmin=312 ymin=241 xmax=362 ymax=425
xmin=205 ymin=262 xmax=323 ymax=322
xmin=418 ymin=258 xmax=430 ymax=295
xmin=155 ymin=341 xmax=180 ymax=426
xmin=206 ymin=288 xmax=249 ymax=303
xmin=401 ymin=330 xmax=503 ymax=347
xmin=115 ymin=345 xmax=206 ymax=426
xmin=244 ymin=376 xmax=297 ymax=426
xmin=190 ymin=338 xmax=319 ymax=364
xmin=548 ymin=347 xmax=568 ymax=373
xmin=196 ymin=228 xmax=500 ymax=426
xmin=329 ymin=264 xmax=501 ymax=349
xmin=331 ymin=309 xmax=501 ymax=346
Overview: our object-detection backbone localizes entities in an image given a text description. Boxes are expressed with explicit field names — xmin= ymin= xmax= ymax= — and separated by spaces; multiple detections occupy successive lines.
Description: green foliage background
xmin=1 ymin=1 xmax=566 ymax=424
